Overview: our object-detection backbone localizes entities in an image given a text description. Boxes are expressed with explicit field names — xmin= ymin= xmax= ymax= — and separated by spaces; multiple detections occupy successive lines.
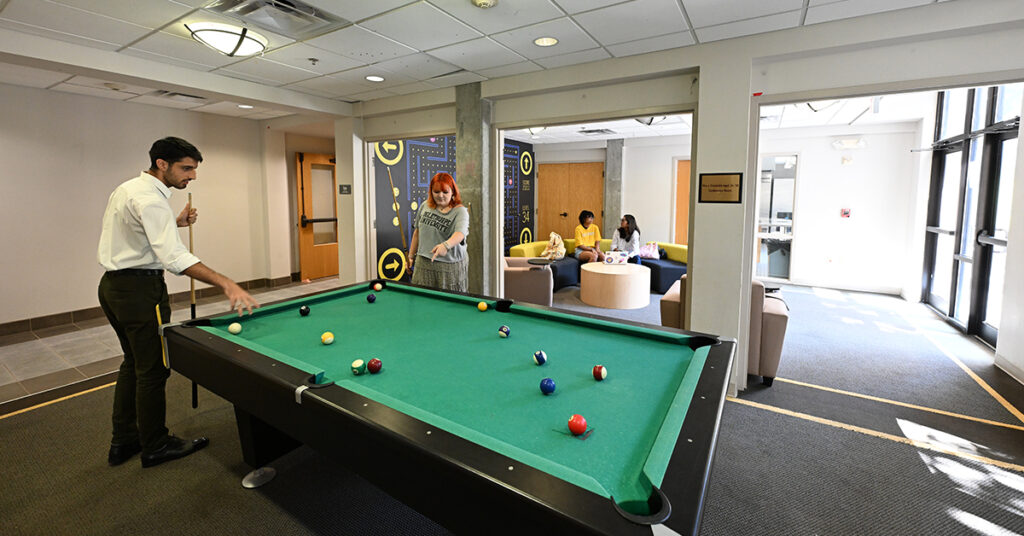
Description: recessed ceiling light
xmin=365 ymin=75 xmax=385 ymax=82
xmin=471 ymin=0 xmax=498 ymax=8
xmin=237 ymin=104 xmax=254 ymax=109
xmin=533 ymin=36 xmax=558 ymax=47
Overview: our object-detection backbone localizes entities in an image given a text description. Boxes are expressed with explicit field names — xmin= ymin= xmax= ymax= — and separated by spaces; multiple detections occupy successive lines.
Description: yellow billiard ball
xmin=228 ymin=322 xmax=242 ymax=334
xmin=321 ymin=331 xmax=335 ymax=345
xmin=477 ymin=301 xmax=488 ymax=312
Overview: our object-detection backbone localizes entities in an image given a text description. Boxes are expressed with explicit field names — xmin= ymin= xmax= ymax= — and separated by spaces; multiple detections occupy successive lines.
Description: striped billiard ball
xmin=533 ymin=351 xmax=547 ymax=366
xmin=498 ymin=325 xmax=511 ymax=338
xmin=593 ymin=365 xmax=607 ymax=381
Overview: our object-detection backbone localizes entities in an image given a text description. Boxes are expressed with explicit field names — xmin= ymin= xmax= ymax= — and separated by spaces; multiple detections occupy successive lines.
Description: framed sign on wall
xmin=698 ymin=173 xmax=743 ymax=203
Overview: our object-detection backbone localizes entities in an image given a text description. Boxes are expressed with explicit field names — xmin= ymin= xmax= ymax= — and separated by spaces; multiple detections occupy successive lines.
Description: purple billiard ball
xmin=367 ymin=293 xmax=376 ymax=303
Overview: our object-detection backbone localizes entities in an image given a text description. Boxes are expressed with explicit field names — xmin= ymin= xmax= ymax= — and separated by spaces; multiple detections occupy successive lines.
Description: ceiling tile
xmin=51 ymin=82 xmax=137 ymax=100
xmin=348 ymin=88 xmax=398 ymax=101
xmin=374 ymin=53 xmax=461 ymax=80
xmin=533 ymin=48 xmax=609 ymax=69
xmin=300 ymin=0 xmax=415 ymax=22
xmin=0 ymin=63 xmax=70 ymax=88
xmin=119 ymin=45 xmax=214 ymax=70
xmin=360 ymin=2 xmax=481 ymax=50
xmin=695 ymin=11 xmax=801 ymax=43
xmin=170 ymin=0 xmax=213 ymax=7
xmin=127 ymin=31 xmax=237 ymax=68
xmin=429 ymin=0 xmax=564 ymax=35
xmin=682 ymin=0 xmax=803 ymax=28
xmin=0 ymin=0 xmax=152 ymax=48
xmin=50 ymin=0 xmax=194 ymax=30
xmin=574 ymin=0 xmax=688 ymax=46
xmin=606 ymin=31 xmax=693 ymax=57
xmin=491 ymin=18 xmax=598 ymax=59
xmin=125 ymin=94 xmax=206 ymax=109
xmin=215 ymin=57 xmax=319 ymax=85
xmin=551 ymin=0 xmax=624 ymax=14
xmin=305 ymin=25 xmax=417 ymax=64
xmin=327 ymin=64 xmax=415 ymax=89
xmin=475 ymin=61 xmax=543 ymax=78
xmin=428 ymin=37 xmax=526 ymax=71
xmin=806 ymin=0 xmax=932 ymax=25
xmin=64 ymin=76 xmax=154 ymax=95
xmin=284 ymin=75 xmax=368 ymax=98
xmin=427 ymin=71 xmax=486 ymax=88
xmin=0 ymin=19 xmax=117 ymax=51
xmin=388 ymin=81 xmax=441 ymax=95
xmin=263 ymin=43 xmax=365 ymax=75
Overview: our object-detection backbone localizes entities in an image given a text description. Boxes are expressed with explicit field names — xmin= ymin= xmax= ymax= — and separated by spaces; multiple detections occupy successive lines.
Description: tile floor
xmin=0 ymin=278 xmax=346 ymax=405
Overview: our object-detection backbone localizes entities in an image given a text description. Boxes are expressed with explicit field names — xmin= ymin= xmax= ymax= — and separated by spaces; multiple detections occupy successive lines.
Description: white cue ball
xmin=228 ymin=322 xmax=242 ymax=335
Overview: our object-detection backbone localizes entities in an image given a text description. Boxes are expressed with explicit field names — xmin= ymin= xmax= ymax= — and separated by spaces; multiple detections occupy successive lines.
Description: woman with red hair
xmin=406 ymin=172 xmax=470 ymax=291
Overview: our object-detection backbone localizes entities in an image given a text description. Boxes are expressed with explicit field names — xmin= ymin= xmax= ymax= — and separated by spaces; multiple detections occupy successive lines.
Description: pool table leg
xmin=235 ymin=406 xmax=302 ymax=467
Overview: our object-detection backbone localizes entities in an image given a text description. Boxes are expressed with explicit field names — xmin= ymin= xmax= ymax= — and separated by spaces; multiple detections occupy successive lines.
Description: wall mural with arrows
xmin=503 ymin=139 xmax=534 ymax=255
xmin=371 ymin=135 xmax=457 ymax=281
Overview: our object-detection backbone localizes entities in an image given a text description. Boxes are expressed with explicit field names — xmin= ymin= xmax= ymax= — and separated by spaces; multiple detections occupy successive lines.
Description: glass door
xmin=923 ymin=83 xmax=1020 ymax=345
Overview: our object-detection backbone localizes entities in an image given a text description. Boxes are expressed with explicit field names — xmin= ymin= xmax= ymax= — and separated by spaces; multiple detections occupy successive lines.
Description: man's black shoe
xmin=108 ymin=441 xmax=142 ymax=466
xmin=140 ymin=436 xmax=209 ymax=468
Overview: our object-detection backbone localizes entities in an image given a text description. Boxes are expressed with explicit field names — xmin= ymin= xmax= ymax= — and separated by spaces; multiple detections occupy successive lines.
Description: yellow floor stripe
xmin=728 ymin=397 xmax=1024 ymax=473
xmin=922 ymin=333 xmax=1024 ymax=425
xmin=775 ymin=377 xmax=1024 ymax=432
xmin=0 ymin=382 xmax=116 ymax=421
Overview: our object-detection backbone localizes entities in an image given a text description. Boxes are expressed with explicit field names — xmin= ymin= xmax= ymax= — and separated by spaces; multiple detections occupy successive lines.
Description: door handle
xmin=977 ymin=229 xmax=1008 ymax=248
xmin=559 ymin=212 xmax=568 ymax=217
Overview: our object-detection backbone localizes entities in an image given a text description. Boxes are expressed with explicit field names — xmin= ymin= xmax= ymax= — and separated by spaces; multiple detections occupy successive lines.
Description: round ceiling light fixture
xmin=365 ymin=75 xmax=386 ymax=82
xmin=471 ymin=0 xmax=498 ymax=8
xmin=533 ymin=36 xmax=558 ymax=47
xmin=185 ymin=22 xmax=268 ymax=57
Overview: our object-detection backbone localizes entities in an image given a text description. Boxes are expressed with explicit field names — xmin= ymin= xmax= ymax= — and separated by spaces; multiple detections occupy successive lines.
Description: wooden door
xmin=296 ymin=152 xmax=339 ymax=281
xmin=674 ymin=159 xmax=691 ymax=244
xmin=537 ymin=162 xmax=604 ymax=243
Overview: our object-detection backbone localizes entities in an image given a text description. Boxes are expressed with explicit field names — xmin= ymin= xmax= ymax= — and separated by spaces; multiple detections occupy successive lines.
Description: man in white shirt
xmin=98 ymin=137 xmax=259 ymax=468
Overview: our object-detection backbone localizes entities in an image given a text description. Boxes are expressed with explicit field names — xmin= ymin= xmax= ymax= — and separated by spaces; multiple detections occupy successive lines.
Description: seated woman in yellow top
xmin=573 ymin=210 xmax=605 ymax=263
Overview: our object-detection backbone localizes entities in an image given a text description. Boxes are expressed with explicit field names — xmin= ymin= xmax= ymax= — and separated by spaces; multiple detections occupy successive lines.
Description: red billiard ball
xmin=367 ymin=358 xmax=382 ymax=374
xmin=568 ymin=414 xmax=587 ymax=436
xmin=592 ymin=365 xmax=607 ymax=381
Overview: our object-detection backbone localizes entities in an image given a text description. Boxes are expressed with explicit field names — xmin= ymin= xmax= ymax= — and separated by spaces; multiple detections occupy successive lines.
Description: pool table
xmin=162 ymin=281 xmax=734 ymax=535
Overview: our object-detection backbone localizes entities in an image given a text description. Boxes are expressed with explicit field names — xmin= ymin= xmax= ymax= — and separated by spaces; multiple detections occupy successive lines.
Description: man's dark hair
xmin=578 ymin=210 xmax=595 ymax=225
xmin=149 ymin=137 xmax=202 ymax=170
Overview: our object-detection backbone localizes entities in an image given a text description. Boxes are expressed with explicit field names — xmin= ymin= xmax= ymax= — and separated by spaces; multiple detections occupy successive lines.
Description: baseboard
xmin=995 ymin=354 xmax=1024 ymax=387
xmin=0 ymin=275 xmax=297 ymax=336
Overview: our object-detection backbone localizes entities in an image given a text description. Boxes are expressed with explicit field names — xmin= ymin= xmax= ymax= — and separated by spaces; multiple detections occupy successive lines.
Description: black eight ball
xmin=299 ymin=305 xmax=310 ymax=316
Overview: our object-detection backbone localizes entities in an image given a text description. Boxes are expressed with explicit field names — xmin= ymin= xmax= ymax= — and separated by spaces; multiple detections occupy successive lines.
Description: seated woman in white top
xmin=611 ymin=214 xmax=641 ymax=263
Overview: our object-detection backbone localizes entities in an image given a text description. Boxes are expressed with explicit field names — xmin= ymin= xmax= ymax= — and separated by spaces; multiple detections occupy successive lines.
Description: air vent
xmin=204 ymin=0 xmax=349 ymax=40
xmin=578 ymin=129 xmax=616 ymax=135
xmin=150 ymin=90 xmax=208 ymax=104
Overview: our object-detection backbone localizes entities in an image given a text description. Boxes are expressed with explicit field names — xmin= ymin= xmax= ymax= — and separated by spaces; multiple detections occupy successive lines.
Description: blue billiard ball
xmin=498 ymin=325 xmax=511 ymax=338
xmin=367 ymin=293 xmax=376 ymax=303
xmin=533 ymin=351 xmax=547 ymax=366
xmin=540 ymin=378 xmax=556 ymax=395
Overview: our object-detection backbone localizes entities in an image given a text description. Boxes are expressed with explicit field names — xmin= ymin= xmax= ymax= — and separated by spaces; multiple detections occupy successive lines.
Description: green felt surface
xmin=198 ymin=283 xmax=706 ymax=510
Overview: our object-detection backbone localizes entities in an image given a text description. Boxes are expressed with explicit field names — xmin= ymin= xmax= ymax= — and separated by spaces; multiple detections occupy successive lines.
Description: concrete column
xmin=335 ymin=117 xmax=369 ymax=284
xmin=604 ymin=138 xmax=624 ymax=236
xmin=455 ymin=82 xmax=495 ymax=295
xmin=689 ymin=59 xmax=756 ymax=393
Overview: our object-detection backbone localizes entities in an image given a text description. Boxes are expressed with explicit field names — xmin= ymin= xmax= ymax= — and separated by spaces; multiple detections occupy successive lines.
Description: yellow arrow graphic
xmin=382 ymin=141 xmax=397 ymax=151
xmin=385 ymin=259 xmax=400 ymax=271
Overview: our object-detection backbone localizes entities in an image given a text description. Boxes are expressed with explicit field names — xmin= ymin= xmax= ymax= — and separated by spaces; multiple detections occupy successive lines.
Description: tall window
xmin=923 ymin=83 xmax=1020 ymax=347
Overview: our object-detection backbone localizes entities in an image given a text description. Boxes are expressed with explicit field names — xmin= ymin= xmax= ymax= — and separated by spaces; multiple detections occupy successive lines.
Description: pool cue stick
xmin=385 ymin=167 xmax=408 ymax=251
xmin=188 ymin=193 xmax=198 ymax=409
xmin=156 ymin=304 xmax=168 ymax=369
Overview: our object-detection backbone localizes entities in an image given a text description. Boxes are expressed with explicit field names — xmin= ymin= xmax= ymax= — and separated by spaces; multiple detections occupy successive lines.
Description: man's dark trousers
xmin=98 ymin=271 xmax=172 ymax=453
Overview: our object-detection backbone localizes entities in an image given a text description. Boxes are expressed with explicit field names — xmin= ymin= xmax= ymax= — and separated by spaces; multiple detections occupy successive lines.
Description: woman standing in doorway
xmin=406 ymin=172 xmax=469 ymax=292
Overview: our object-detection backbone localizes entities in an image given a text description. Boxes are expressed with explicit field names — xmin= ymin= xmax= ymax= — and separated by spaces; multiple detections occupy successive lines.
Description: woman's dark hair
xmin=149 ymin=137 xmax=202 ymax=170
xmin=578 ymin=210 xmax=595 ymax=225
xmin=617 ymin=214 xmax=639 ymax=240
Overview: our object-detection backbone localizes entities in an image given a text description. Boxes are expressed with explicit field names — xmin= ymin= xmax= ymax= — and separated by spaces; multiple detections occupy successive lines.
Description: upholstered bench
xmin=510 ymin=240 xmax=687 ymax=294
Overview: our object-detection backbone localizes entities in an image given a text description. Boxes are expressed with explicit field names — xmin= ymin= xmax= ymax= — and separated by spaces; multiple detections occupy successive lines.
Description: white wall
xmin=0 ymin=83 xmax=265 ymax=324
xmin=759 ymin=123 xmax=922 ymax=294
xmin=622 ymin=136 xmax=692 ymax=244
xmin=995 ymin=94 xmax=1024 ymax=383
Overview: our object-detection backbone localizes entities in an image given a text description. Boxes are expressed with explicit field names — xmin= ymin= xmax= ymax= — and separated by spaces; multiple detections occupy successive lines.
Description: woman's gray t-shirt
xmin=414 ymin=204 xmax=469 ymax=263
